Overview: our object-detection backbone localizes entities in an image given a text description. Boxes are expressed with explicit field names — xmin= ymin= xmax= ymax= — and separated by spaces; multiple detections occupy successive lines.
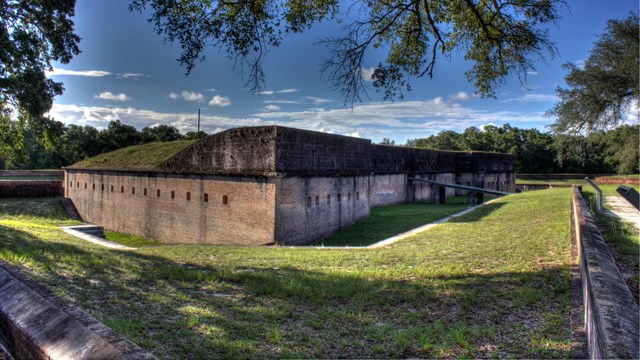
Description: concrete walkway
xmin=602 ymin=196 xmax=640 ymax=232
xmin=60 ymin=226 xmax=137 ymax=250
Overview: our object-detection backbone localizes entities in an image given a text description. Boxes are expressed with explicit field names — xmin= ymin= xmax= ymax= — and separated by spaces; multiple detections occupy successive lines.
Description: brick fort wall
xmin=66 ymin=170 xmax=276 ymax=245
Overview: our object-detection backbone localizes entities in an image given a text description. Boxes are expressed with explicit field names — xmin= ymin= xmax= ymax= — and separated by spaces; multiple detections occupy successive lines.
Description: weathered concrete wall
xmin=275 ymin=127 xmax=372 ymax=176
xmin=572 ymin=187 xmax=639 ymax=359
xmin=369 ymin=174 xmax=407 ymax=207
xmin=0 ymin=181 xmax=63 ymax=198
xmin=274 ymin=176 xmax=370 ymax=244
xmin=161 ymin=126 xmax=277 ymax=175
xmin=157 ymin=126 xmax=516 ymax=180
xmin=66 ymin=170 xmax=276 ymax=245
xmin=0 ymin=259 xmax=155 ymax=359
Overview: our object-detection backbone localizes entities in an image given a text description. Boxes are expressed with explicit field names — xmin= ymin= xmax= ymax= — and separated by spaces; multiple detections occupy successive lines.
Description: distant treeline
xmin=0 ymin=120 xmax=206 ymax=170
xmin=1 ymin=119 xmax=637 ymax=175
xmin=401 ymin=124 xmax=638 ymax=174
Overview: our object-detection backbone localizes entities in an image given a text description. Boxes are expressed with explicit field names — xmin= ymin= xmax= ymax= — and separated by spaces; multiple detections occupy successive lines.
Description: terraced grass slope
xmin=0 ymin=189 xmax=573 ymax=359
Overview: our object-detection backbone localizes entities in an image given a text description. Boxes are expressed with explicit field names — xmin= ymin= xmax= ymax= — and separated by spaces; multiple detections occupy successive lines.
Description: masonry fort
xmin=64 ymin=125 xmax=515 ymax=245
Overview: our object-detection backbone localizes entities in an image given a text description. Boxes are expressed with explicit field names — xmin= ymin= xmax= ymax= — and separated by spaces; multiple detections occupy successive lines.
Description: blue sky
xmin=47 ymin=0 xmax=638 ymax=144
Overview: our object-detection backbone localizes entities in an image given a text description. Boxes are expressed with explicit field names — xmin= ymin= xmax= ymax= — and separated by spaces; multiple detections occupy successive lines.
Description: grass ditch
xmin=581 ymin=184 xmax=639 ymax=305
xmin=0 ymin=190 xmax=573 ymax=359
xmin=311 ymin=196 xmax=471 ymax=246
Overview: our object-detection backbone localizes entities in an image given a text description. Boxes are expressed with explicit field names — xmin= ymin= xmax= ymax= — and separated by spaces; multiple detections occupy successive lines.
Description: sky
xmin=47 ymin=0 xmax=639 ymax=144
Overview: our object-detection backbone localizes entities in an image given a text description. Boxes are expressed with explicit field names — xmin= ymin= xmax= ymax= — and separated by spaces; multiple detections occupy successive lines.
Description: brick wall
xmin=274 ymin=175 xmax=370 ymax=245
xmin=0 ymin=170 xmax=64 ymax=177
xmin=0 ymin=181 xmax=63 ymax=198
xmin=66 ymin=170 xmax=276 ymax=245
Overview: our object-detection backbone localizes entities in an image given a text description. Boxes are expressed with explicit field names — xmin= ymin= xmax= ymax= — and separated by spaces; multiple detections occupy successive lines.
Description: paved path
xmin=60 ymin=226 xmax=137 ymax=250
xmin=603 ymin=196 xmax=640 ymax=232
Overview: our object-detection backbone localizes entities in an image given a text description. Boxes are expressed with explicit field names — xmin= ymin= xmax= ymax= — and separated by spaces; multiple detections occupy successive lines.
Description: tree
xmin=378 ymin=137 xmax=396 ymax=145
xmin=549 ymin=12 xmax=639 ymax=133
xmin=184 ymin=130 xmax=207 ymax=140
xmin=141 ymin=124 xmax=183 ymax=143
xmin=406 ymin=130 xmax=461 ymax=150
xmin=98 ymin=120 xmax=142 ymax=152
xmin=603 ymin=125 xmax=639 ymax=174
xmin=0 ymin=0 xmax=81 ymax=119
xmin=130 ymin=0 xmax=561 ymax=104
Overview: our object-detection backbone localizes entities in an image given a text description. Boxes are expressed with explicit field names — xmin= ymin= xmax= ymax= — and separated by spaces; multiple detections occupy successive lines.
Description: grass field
xmin=0 ymin=190 xmax=573 ymax=359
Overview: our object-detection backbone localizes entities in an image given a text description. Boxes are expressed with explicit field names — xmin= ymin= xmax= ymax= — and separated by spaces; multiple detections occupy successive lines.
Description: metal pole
xmin=197 ymin=108 xmax=201 ymax=133
xmin=584 ymin=177 xmax=602 ymax=212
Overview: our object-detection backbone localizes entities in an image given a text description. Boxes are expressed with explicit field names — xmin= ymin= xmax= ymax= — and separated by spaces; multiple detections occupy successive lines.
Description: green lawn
xmin=516 ymin=178 xmax=587 ymax=185
xmin=312 ymin=197 xmax=471 ymax=246
xmin=0 ymin=190 xmax=573 ymax=359
xmin=104 ymin=230 xmax=162 ymax=248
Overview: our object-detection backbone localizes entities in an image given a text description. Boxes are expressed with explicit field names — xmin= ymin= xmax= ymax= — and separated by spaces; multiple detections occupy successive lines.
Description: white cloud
xmin=527 ymin=71 xmax=539 ymax=76
xmin=306 ymin=96 xmax=332 ymax=105
xmin=264 ymin=99 xmax=301 ymax=105
xmin=277 ymin=88 xmax=300 ymax=94
xmin=206 ymin=88 xmax=217 ymax=92
xmin=168 ymin=90 xmax=205 ymax=102
xmin=257 ymin=90 xmax=275 ymax=95
xmin=264 ymin=104 xmax=281 ymax=111
xmin=449 ymin=91 xmax=472 ymax=101
xmin=251 ymin=97 xmax=549 ymax=141
xmin=117 ymin=73 xmax=146 ymax=79
xmin=48 ymin=103 xmax=260 ymax=134
xmin=94 ymin=91 xmax=131 ymax=102
xmin=209 ymin=95 xmax=231 ymax=106
xmin=49 ymin=96 xmax=552 ymax=145
xmin=504 ymin=93 xmax=557 ymax=103
xmin=47 ymin=68 xmax=111 ymax=77
xmin=182 ymin=91 xmax=205 ymax=102
xmin=361 ymin=67 xmax=375 ymax=81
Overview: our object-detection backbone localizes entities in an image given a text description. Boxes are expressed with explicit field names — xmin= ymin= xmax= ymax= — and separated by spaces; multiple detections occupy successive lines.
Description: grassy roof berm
xmin=66 ymin=140 xmax=195 ymax=171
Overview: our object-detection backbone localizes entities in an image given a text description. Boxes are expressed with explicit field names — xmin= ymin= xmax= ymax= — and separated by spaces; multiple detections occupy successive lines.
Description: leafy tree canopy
xmin=130 ymin=0 xmax=562 ymax=104
xmin=549 ymin=12 xmax=639 ymax=133
xmin=0 ymin=0 xmax=80 ymax=119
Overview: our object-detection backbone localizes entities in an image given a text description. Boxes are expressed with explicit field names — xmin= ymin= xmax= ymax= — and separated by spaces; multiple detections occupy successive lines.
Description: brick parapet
xmin=0 ymin=181 xmax=63 ymax=198
xmin=0 ymin=260 xmax=155 ymax=359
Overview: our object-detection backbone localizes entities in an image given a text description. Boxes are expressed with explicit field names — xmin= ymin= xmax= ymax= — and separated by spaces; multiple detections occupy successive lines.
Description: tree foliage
xmin=549 ymin=12 xmax=639 ymax=133
xmin=406 ymin=123 xmax=638 ymax=174
xmin=130 ymin=0 xmax=562 ymax=103
xmin=0 ymin=0 xmax=80 ymax=119
xmin=0 ymin=120 xmax=193 ymax=170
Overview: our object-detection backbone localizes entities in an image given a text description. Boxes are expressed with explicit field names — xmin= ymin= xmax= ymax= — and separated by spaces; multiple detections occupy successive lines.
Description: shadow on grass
xmin=0 ymin=222 xmax=570 ymax=359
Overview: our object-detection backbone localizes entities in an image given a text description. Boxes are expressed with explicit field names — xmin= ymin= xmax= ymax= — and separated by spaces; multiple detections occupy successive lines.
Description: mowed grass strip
xmin=312 ymin=197 xmax=471 ymax=246
xmin=104 ymin=230 xmax=162 ymax=248
xmin=0 ymin=189 xmax=572 ymax=359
